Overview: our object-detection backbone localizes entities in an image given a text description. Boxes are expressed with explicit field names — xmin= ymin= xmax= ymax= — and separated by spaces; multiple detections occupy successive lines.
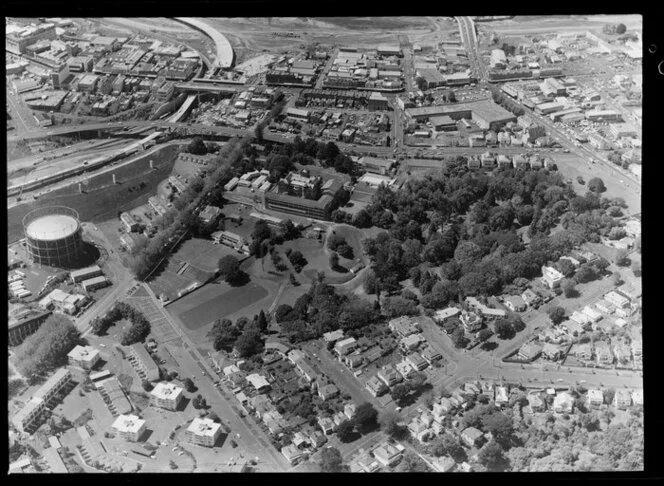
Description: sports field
xmin=7 ymin=145 xmax=180 ymax=243
xmin=168 ymin=281 xmax=269 ymax=331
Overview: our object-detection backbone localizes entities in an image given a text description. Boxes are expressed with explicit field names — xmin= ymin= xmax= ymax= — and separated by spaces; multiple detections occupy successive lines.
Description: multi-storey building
xmin=150 ymin=382 xmax=184 ymax=411
xmin=185 ymin=417 xmax=221 ymax=447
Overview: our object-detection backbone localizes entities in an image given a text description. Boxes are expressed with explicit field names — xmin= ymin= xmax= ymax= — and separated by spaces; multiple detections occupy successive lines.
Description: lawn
xmin=168 ymin=281 xmax=269 ymax=331
xmin=7 ymin=145 xmax=180 ymax=243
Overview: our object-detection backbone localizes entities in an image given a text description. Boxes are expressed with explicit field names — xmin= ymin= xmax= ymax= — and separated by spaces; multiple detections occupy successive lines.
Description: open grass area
xmin=7 ymin=145 xmax=180 ymax=243
xmin=168 ymin=281 xmax=269 ymax=331
xmin=313 ymin=17 xmax=432 ymax=31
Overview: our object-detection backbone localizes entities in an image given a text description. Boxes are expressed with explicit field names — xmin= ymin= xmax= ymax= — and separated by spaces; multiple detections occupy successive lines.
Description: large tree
xmin=478 ymin=440 xmax=507 ymax=471
xmin=547 ymin=306 xmax=566 ymax=325
xmin=234 ymin=326 xmax=264 ymax=357
xmin=354 ymin=403 xmax=379 ymax=434
xmin=218 ymin=255 xmax=242 ymax=284
xmin=587 ymin=177 xmax=607 ymax=193
xmin=319 ymin=447 xmax=347 ymax=472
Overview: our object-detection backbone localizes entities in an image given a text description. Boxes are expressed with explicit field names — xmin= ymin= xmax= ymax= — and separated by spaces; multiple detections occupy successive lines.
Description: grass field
xmin=7 ymin=145 xmax=180 ymax=243
xmin=169 ymin=281 xmax=269 ymax=331
xmin=312 ymin=17 xmax=432 ymax=31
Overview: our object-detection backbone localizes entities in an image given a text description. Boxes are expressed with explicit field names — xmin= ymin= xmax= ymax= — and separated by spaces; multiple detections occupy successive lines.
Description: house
xmin=421 ymin=347 xmax=442 ymax=364
xmin=517 ymin=342 xmax=543 ymax=361
xmin=521 ymin=289 xmax=541 ymax=307
xmin=263 ymin=410 xmax=287 ymax=435
xmin=570 ymin=311 xmax=591 ymax=326
xmin=480 ymin=381 xmax=495 ymax=399
xmin=317 ymin=416 xmax=337 ymax=435
xmin=434 ymin=397 xmax=456 ymax=417
xmin=571 ymin=342 xmax=593 ymax=360
xmin=198 ymin=205 xmax=223 ymax=225
xmin=308 ymin=430 xmax=327 ymax=448
xmin=527 ymin=394 xmax=545 ymax=412
xmin=552 ymin=392 xmax=575 ymax=413
xmin=582 ymin=306 xmax=603 ymax=323
xmin=460 ymin=311 xmax=483 ymax=333
xmin=464 ymin=382 xmax=481 ymax=395
xmin=287 ymin=349 xmax=306 ymax=364
xmin=504 ymin=295 xmax=527 ymax=312
xmin=372 ymin=442 xmax=404 ymax=467
xmin=246 ymin=373 xmax=271 ymax=393
xmin=406 ymin=352 xmax=428 ymax=371
xmin=388 ymin=316 xmax=420 ymax=337
xmin=343 ymin=353 xmax=364 ymax=369
xmin=366 ymin=376 xmax=388 ymax=397
xmin=295 ymin=360 xmax=319 ymax=383
xmin=112 ymin=414 xmax=146 ymax=442
xmin=461 ymin=427 xmax=485 ymax=448
xmin=541 ymin=265 xmax=564 ymax=288
xmin=396 ymin=361 xmax=416 ymax=379
xmin=432 ymin=456 xmax=457 ymax=473
xmin=595 ymin=300 xmax=615 ymax=314
xmin=604 ymin=291 xmax=630 ymax=309
xmin=433 ymin=307 xmax=460 ymax=323
xmin=561 ymin=320 xmax=585 ymax=337
xmin=318 ymin=383 xmax=339 ymax=400
xmin=613 ymin=389 xmax=632 ymax=409
xmin=332 ymin=411 xmax=348 ymax=426
xmin=587 ymin=388 xmax=604 ymax=408
xmin=344 ymin=403 xmax=357 ymax=420
xmin=400 ymin=333 xmax=424 ymax=352
xmin=281 ymin=444 xmax=304 ymax=465
xmin=408 ymin=417 xmax=433 ymax=443
xmin=594 ymin=341 xmax=614 ymax=366
xmin=334 ymin=337 xmax=358 ymax=356
xmin=249 ymin=395 xmax=275 ymax=419
xmin=495 ymin=386 xmax=509 ymax=406
xmin=67 ymin=345 xmax=101 ymax=370
xmin=631 ymin=389 xmax=643 ymax=407
xmin=542 ymin=343 xmax=564 ymax=361
xmin=377 ymin=364 xmax=403 ymax=387
xmin=322 ymin=330 xmax=345 ymax=343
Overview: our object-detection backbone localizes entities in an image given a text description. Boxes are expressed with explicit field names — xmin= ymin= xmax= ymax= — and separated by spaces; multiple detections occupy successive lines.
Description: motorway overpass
xmin=173 ymin=17 xmax=234 ymax=69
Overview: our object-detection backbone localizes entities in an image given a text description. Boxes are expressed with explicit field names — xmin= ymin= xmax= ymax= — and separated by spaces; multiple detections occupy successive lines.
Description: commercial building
xmin=6 ymin=23 xmax=57 ymax=55
xmin=81 ymin=276 xmax=109 ymax=292
xmin=358 ymin=156 xmax=395 ymax=175
xmin=585 ymin=110 xmax=622 ymax=122
xmin=70 ymin=265 xmax=103 ymax=283
xmin=128 ymin=343 xmax=161 ymax=381
xmin=185 ymin=417 xmax=221 ymax=447
xmin=367 ymin=91 xmax=389 ymax=110
xmin=112 ymin=414 xmax=147 ymax=442
xmin=430 ymin=115 xmax=457 ymax=131
xmin=405 ymin=100 xmax=516 ymax=130
xmin=8 ymin=310 xmax=52 ymax=347
xmin=150 ymin=382 xmax=184 ymax=411
xmin=67 ymin=345 xmax=101 ymax=370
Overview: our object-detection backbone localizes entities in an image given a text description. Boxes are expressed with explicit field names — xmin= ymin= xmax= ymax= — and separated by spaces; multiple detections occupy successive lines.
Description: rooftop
xmin=151 ymin=382 xmax=184 ymax=400
xmin=112 ymin=414 xmax=146 ymax=434
xmin=187 ymin=417 xmax=221 ymax=438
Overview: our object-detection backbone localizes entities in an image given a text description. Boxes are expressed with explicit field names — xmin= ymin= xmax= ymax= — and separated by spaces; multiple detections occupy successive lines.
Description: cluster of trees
xmin=192 ymin=394 xmax=208 ymax=410
xmin=217 ymin=255 xmax=246 ymax=285
xmin=285 ymin=248 xmax=308 ymax=273
xmin=603 ymin=23 xmax=627 ymax=35
xmin=360 ymin=161 xmax=625 ymax=307
xmin=249 ymin=219 xmax=301 ymax=259
xmin=208 ymin=311 xmax=268 ymax=357
xmin=327 ymin=234 xmax=354 ymax=259
xmin=128 ymin=139 xmax=245 ymax=280
xmin=274 ymin=278 xmax=382 ymax=344
xmin=90 ymin=302 xmax=151 ymax=345
xmin=492 ymin=314 xmax=526 ymax=340
xmin=491 ymin=89 xmax=525 ymax=116
xmin=185 ymin=136 xmax=216 ymax=156
xmin=336 ymin=402 xmax=380 ymax=443
xmin=14 ymin=315 xmax=80 ymax=382
xmin=390 ymin=371 xmax=430 ymax=407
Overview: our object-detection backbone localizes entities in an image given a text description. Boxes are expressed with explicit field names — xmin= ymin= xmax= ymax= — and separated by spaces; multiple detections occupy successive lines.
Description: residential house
xmin=396 ymin=361 xmax=416 ymax=379
xmin=432 ymin=456 xmax=457 ymax=473
xmin=377 ymin=364 xmax=403 ymax=387
xmin=517 ymin=342 xmax=543 ymax=361
xmin=527 ymin=394 xmax=546 ymax=412
xmin=408 ymin=417 xmax=433 ymax=443
xmin=572 ymin=342 xmax=593 ymax=360
xmin=246 ymin=373 xmax=271 ymax=393
xmin=322 ymin=330 xmax=345 ymax=343
xmin=434 ymin=397 xmax=456 ymax=418
xmin=318 ymin=383 xmax=339 ymax=401
xmin=521 ymin=289 xmax=541 ymax=307
xmin=604 ymin=291 xmax=630 ymax=309
xmin=332 ymin=411 xmax=348 ymax=427
xmin=366 ymin=376 xmax=388 ymax=397
xmin=334 ymin=337 xmax=358 ymax=356
xmin=613 ymin=389 xmax=632 ymax=409
xmin=263 ymin=410 xmax=287 ymax=435
xmin=460 ymin=311 xmax=483 ymax=334
xmin=308 ymin=430 xmax=327 ymax=448
xmin=480 ymin=381 xmax=495 ymax=399
xmin=495 ymin=386 xmax=509 ymax=406
xmin=388 ymin=316 xmax=420 ymax=337
xmin=595 ymin=300 xmax=616 ymax=314
xmin=586 ymin=388 xmax=604 ymax=408
xmin=542 ymin=343 xmax=564 ymax=361
xmin=406 ymin=352 xmax=429 ymax=371
xmin=400 ymin=334 xmax=424 ymax=352
xmin=434 ymin=307 xmax=461 ymax=324
xmin=570 ymin=311 xmax=591 ymax=327
xmin=464 ymin=382 xmax=481 ymax=395
xmin=372 ymin=442 xmax=404 ymax=467
xmin=344 ymin=403 xmax=357 ymax=420
xmin=421 ymin=347 xmax=442 ymax=364
xmin=631 ymin=389 xmax=643 ymax=408
xmin=561 ymin=320 xmax=585 ymax=337
xmin=287 ymin=349 xmax=306 ymax=364
xmin=541 ymin=265 xmax=564 ymax=288
xmin=594 ymin=341 xmax=614 ymax=366
xmin=295 ymin=359 xmax=319 ymax=383
xmin=317 ymin=416 xmax=337 ymax=435
xmin=552 ymin=392 xmax=575 ymax=413
xmin=281 ymin=444 xmax=304 ymax=465
xmin=461 ymin=427 xmax=485 ymax=448
xmin=583 ymin=306 xmax=603 ymax=324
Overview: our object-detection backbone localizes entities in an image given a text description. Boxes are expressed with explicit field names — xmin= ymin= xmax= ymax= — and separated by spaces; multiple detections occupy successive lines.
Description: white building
xmin=67 ymin=345 xmax=101 ymax=370
xmin=112 ymin=414 xmax=147 ymax=442
xmin=150 ymin=382 xmax=184 ymax=411
xmin=185 ymin=417 xmax=221 ymax=447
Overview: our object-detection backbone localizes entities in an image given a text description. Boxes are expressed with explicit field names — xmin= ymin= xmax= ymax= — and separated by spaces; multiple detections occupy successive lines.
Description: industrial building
xmin=81 ymin=276 xmax=109 ymax=292
xmin=22 ymin=207 xmax=83 ymax=268
xmin=70 ymin=265 xmax=103 ymax=283
xmin=405 ymin=101 xmax=516 ymax=130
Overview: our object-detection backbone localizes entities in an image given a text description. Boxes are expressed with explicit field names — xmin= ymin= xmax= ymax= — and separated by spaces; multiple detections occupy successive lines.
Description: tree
xmin=631 ymin=260 xmax=641 ymax=277
xmin=391 ymin=383 xmax=411 ymax=406
xmin=478 ymin=328 xmax=493 ymax=342
xmin=352 ymin=209 xmax=372 ymax=228
xmin=397 ymin=451 xmax=430 ymax=472
xmin=319 ymin=447 xmax=347 ymax=472
xmin=380 ymin=410 xmax=407 ymax=439
xmin=575 ymin=264 xmax=597 ymax=284
xmin=256 ymin=310 xmax=269 ymax=333
xmin=183 ymin=378 xmax=196 ymax=393
xmin=616 ymin=23 xmax=627 ymax=34
xmin=141 ymin=380 xmax=153 ymax=392
xmin=548 ymin=306 xmax=566 ymax=325
xmin=287 ymin=250 xmax=308 ymax=272
xmin=354 ymin=403 xmax=379 ymax=434
xmin=494 ymin=320 xmax=515 ymax=340
xmin=329 ymin=251 xmax=339 ymax=270
xmin=251 ymin=220 xmax=272 ymax=243
xmin=186 ymin=137 xmax=207 ymax=155
xmin=556 ymin=258 xmax=576 ymax=277
xmin=381 ymin=296 xmax=419 ymax=318
xmin=431 ymin=433 xmax=466 ymax=462
xmin=478 ymin=440 xmax=507 ymax=471
xmin=483 ymin=411 xmax=514 ymax=446
xmin=234 ymin=327 xmax=264 ymax=358
xmin=336 ymin=420 xmax=357 ymax=443
xmin=218 ymin=255 xmax=242 ymax=284
xmin=612 ymin=272 xmax=623 ymax=286
xmin=210 ymin=318 xmax=241 ymax=351
xmin=587 ymin=177 xmax=607 ymax=193
xmin=614 ymin=249 xmax=630 ymax=267
xmin=561 ymin=278 xmax=577 ymax=298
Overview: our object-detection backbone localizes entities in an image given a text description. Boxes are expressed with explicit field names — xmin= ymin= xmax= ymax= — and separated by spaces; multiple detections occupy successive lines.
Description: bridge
xmin=172 ymin=17 xmax=235 ymax=69
xmin=174 ymin=81 xmax=241 ymax=95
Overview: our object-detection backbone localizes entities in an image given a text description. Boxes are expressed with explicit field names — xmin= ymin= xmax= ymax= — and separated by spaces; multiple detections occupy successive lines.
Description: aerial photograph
xmin=6 ymin=14 xmax=643 ymax=474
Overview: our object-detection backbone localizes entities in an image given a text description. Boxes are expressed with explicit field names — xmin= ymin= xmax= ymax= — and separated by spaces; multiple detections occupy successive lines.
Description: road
xmin=140 ymin=284 xmax=290 ymax=471
xmin=7 ymin=88 xmax=38 ymax=134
